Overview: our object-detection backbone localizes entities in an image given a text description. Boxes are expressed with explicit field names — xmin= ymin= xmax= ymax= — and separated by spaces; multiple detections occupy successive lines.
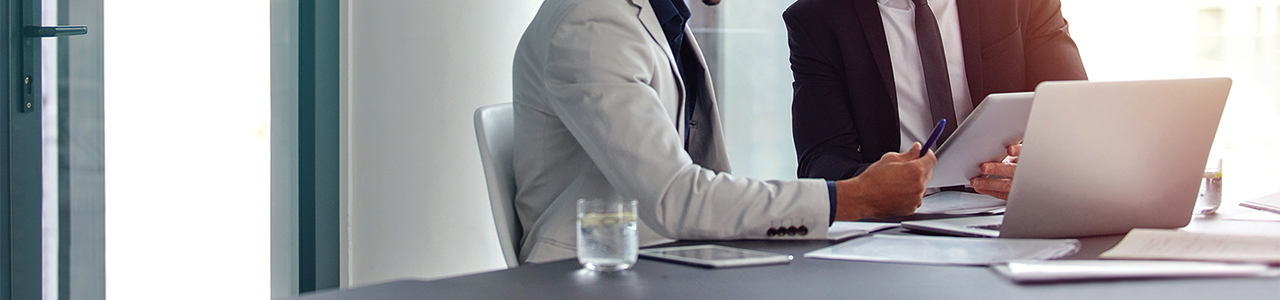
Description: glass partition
xmin=692 ymin=0 xmax=1280 ymax=202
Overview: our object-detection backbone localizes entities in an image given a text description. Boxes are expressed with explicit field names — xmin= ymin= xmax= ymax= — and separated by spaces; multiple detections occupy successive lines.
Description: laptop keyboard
xmin=968 ymin=224 xmax=1002 ymax=231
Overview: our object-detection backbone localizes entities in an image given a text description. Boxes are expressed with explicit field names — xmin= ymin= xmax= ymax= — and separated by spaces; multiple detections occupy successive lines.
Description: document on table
xmin=914 ymin=191 xmax=1006 ymax=215
xmin=1241 ymin=191 xmax=1280 ymax=215
xmin=826 ymin=221 xmax=899 ymax=241
xmin=990 ymin=260 xmax=1273 ymax=283
xmin=1099 ymin=228 xmax=1280 ymax=263
xmin=804 ymin=234 xmax=1079 ymax=266
xmin=1227 ymin=210 xmax=1280 ymax=222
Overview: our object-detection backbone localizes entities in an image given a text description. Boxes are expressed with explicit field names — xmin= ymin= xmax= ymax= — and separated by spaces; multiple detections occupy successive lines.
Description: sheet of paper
xmin=1099 ymin=228 xmax=1280 ymax=263
xmin=1240 ymin=191 xmax=1280 ymax=215
xmin=1226 ymin=211 xmax=1280 ymax=222
xmin=915 ymin=191 xmax=1006 ymax=215
xmin=827 ymin=222 xmax=899 ymax=240
xmin=804 ymin=234 xmax=1079 ymax=266
xmin=990 ymin=260 xmax=1272 ymax=283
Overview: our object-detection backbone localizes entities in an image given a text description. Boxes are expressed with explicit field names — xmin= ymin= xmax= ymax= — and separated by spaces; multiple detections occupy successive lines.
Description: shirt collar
xmin=878 ymin=0 xmax=911 ymax=10
xmin=649 ymin=0 xmax=691 ymax=28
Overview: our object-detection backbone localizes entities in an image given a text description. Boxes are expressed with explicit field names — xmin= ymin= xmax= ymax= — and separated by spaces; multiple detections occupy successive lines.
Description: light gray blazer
xmin=511 ymin=0 xmax=831 ymax=263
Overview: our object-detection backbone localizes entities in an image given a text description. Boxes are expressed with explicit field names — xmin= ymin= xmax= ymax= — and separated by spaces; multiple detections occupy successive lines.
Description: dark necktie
xmin=912 ymin=0 xmax=957 ymax=146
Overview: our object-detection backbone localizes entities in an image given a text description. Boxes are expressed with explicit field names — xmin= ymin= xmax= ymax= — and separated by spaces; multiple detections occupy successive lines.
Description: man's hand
xmin=970 ymin=144 xmax=1020 ymax=200
xmin=833 ymin=142 xmax=937 ymax=220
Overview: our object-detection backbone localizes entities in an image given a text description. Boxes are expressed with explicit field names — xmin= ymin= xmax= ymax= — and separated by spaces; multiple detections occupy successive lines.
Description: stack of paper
xmin=990 ymin=228 xmax=1280 ymax=283
xmin=991 ymin=260 xmax=1272 ymax=283
xmin=915 ymin=191 xmax=1006 ymax=215
xmin=1241 ymin=191 xmax=1280 ymax=215
xmin=1226 ymin=211 xmax=1280 ymax=222
xmin=1099 ymin=228 xmax=1280 ymax=263
xmin=825 ymin=221 xmax=899 ymax=241
xmin=805 ymin=234 xmax=1079 ymax=266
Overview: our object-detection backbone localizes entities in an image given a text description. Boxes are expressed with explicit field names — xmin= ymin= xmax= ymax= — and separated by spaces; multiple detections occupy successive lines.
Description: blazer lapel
xmin=957 ymin=0 xmax=984 ymax=107
xmin=682 ymin=27 xmax=732 ymax=173
xmin=630 ymin=0 xmax=687 ymax=107
xmin=852 ymin=0 xmax=897 ymax=107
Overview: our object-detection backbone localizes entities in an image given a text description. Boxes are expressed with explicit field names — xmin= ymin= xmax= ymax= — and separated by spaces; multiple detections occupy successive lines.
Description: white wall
xmin=343 ymin=1 xmax=541 ymax=285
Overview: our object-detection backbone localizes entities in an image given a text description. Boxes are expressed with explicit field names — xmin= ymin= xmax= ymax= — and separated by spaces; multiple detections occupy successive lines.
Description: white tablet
xmin=927 ymin=92 xmax=1035 ymax=188
xmin=638 ymin=245 xmax=793 ymax=268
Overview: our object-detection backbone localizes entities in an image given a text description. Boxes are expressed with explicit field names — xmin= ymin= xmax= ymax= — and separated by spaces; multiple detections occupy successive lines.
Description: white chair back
xmin=473 ymin=103 xmax=521 ymax=268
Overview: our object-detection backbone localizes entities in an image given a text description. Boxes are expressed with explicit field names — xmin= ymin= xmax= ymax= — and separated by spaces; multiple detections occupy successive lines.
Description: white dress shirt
xmin=877 ymin=0 xmax=974 ymax=153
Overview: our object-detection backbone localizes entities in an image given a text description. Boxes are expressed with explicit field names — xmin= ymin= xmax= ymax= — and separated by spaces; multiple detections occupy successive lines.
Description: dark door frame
xmin=4 ymin=0 xmax=48 ymax=299
xmin=273 ymin=0 xmax=342 ymax=296
xmin=296 ymin=0 xmax=340 ymax=294
xmin=8 ymin=0 xmax=338 ymax=298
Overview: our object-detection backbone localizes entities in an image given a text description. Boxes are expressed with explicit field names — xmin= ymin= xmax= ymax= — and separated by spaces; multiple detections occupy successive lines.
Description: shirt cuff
xmin=827 ymin=180 xmax=837 ymax=225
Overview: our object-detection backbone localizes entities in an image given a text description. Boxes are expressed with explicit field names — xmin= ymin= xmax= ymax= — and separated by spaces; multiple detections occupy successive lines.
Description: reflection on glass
xmin=689 ymin=0 xmax=1280 ymax=202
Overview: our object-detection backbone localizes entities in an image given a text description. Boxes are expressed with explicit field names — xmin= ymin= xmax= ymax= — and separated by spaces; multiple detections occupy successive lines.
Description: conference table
xmin=291 ymin=201 xmax=1280 ymax=300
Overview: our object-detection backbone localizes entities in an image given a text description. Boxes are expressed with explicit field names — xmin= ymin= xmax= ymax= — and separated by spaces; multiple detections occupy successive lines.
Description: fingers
xmin=980 ymin=162 xmax=1016 ymax=177
xmin=911 ymin=150 xmax=937 ymax=187
xmin=1008 ymin=144 xmax=1021 ymax=156
xmin=970 ymin=177 xmax=1012 ymax=195
xmin=880 ymin=150 xmax=904 ymax=163
xmin=882 ymin=142 xmax=923 ymax=162
xmin=918 ymin=149 xmax=938 ymax=168
xmin=902 ymin=142 xmax=925 ymax=160
xmin=973 ymin=188 xmax=1009 ymax=201
xmin=904 ymin=143 xmax=936 ymax=183
xmin=1007 ymin=144 xmax=1021 ymax=163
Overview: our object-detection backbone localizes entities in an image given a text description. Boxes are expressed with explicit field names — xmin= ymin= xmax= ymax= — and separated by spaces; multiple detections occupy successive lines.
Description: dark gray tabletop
xmin=292 ymin=210 xmax=1280 ymax=300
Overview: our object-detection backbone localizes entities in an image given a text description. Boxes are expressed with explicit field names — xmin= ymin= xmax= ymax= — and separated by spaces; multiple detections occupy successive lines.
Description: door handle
xmin=23 ymin=25 xmax=88 ymax=38
xmin=18 ymin=25 xmax=87 ymax=113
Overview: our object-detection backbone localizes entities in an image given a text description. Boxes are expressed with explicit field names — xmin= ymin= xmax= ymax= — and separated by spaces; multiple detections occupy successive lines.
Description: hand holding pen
xmin=920 ymin=119 xmax=946 ymax=158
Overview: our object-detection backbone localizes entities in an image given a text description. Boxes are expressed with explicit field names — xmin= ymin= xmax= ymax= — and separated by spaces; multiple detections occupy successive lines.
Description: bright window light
xmin=104 ymin=1 xmax=270 ymax=299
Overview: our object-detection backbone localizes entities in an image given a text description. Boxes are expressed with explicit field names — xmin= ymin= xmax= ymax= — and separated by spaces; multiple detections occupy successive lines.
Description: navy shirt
xmin=649 ymin=0 xmax=690 ymax=60
xmin=648 ymin=0 xmax=698 ymax=139
xmin=649 ymin=0 xmax=837 ymax=225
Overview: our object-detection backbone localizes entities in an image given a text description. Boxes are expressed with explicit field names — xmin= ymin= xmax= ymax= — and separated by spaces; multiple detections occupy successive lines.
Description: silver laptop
xmin=903 ymin=78 xmax=1232 ymax=238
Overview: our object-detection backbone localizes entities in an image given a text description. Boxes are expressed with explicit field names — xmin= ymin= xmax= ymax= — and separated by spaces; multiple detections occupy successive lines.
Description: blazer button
xmin=786 ymin=226 xmax=798 ymax=236
xmin=766 ymin=228 xmax=777 ymax=237
xmin=798 ymin=226 xmax=809 ymax=236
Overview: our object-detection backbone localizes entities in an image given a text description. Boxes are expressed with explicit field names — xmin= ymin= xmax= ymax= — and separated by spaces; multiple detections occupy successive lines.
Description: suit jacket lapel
xmin=630 ymin=0 xmax=729 ymax=172
xmin=682 ymin=27 xmax=732 ymax=173
xmin=957 ymin=0 xmax=984 ymax=108
xmin=852 ymin=0 xmax=897 ymax=107
xmin=631 ymin=0 xmax=687 ymax=108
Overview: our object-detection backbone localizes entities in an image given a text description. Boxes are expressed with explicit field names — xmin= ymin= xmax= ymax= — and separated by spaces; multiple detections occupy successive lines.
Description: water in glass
xmin=577 ymin=198 xmax=638 ymax=271
xmin=1195 ymin=159 xmax=1222 ymax=215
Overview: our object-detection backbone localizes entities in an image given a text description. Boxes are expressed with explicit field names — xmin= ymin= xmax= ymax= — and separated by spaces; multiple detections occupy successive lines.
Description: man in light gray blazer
xmin=512 ymin=0 xmax=937 ymax=263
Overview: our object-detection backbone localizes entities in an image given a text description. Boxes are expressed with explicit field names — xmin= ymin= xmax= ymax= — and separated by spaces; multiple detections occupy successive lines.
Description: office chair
xmin=473 ymin=102 xmax=522 ymax=268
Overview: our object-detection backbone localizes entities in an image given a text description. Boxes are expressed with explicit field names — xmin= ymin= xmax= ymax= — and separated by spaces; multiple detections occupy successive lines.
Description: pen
xmin=919 ymin=119 xmax=946 ymax=158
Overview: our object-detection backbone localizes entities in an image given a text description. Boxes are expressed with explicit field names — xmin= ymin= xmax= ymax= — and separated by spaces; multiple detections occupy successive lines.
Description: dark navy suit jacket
xmin=784 ymin=0 xmax=1088 ymax=180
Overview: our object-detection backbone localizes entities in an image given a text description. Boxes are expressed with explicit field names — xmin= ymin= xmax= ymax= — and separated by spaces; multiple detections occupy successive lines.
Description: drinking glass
xmin=576 ymin=197 xmax=638 ymax=271
xmin=1195 ymin=158 xmax=1222 ymax=215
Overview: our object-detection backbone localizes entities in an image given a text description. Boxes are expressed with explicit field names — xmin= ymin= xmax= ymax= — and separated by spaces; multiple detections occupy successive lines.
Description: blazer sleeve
xmin=1022 ymin=0 xmax=1088 ymax=84
xmin=541 ymin=2 xmax=831 ymax=240
xmin=784 ymin=9 xmax=874 ymax=181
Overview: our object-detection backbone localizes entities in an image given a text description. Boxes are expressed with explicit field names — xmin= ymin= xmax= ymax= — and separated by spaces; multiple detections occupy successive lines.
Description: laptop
xmin=902 ymin=78 xmax=1232 ymax=238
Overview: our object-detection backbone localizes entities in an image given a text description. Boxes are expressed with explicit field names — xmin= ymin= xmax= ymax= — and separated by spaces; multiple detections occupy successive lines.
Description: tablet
xmin=927 ymin=92 xmax=1034 ymax=188
xmin=638 ymin=245 xmax=793 ymax=268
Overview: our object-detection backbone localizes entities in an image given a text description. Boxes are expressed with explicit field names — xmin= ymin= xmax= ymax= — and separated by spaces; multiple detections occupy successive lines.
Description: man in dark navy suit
xmin=784 ymin=0 xmax=1087 ymax=200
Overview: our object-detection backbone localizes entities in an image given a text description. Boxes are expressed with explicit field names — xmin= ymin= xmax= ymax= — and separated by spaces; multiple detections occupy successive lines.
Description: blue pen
xmin=919 ymin=119 xmax=946 ymax=158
